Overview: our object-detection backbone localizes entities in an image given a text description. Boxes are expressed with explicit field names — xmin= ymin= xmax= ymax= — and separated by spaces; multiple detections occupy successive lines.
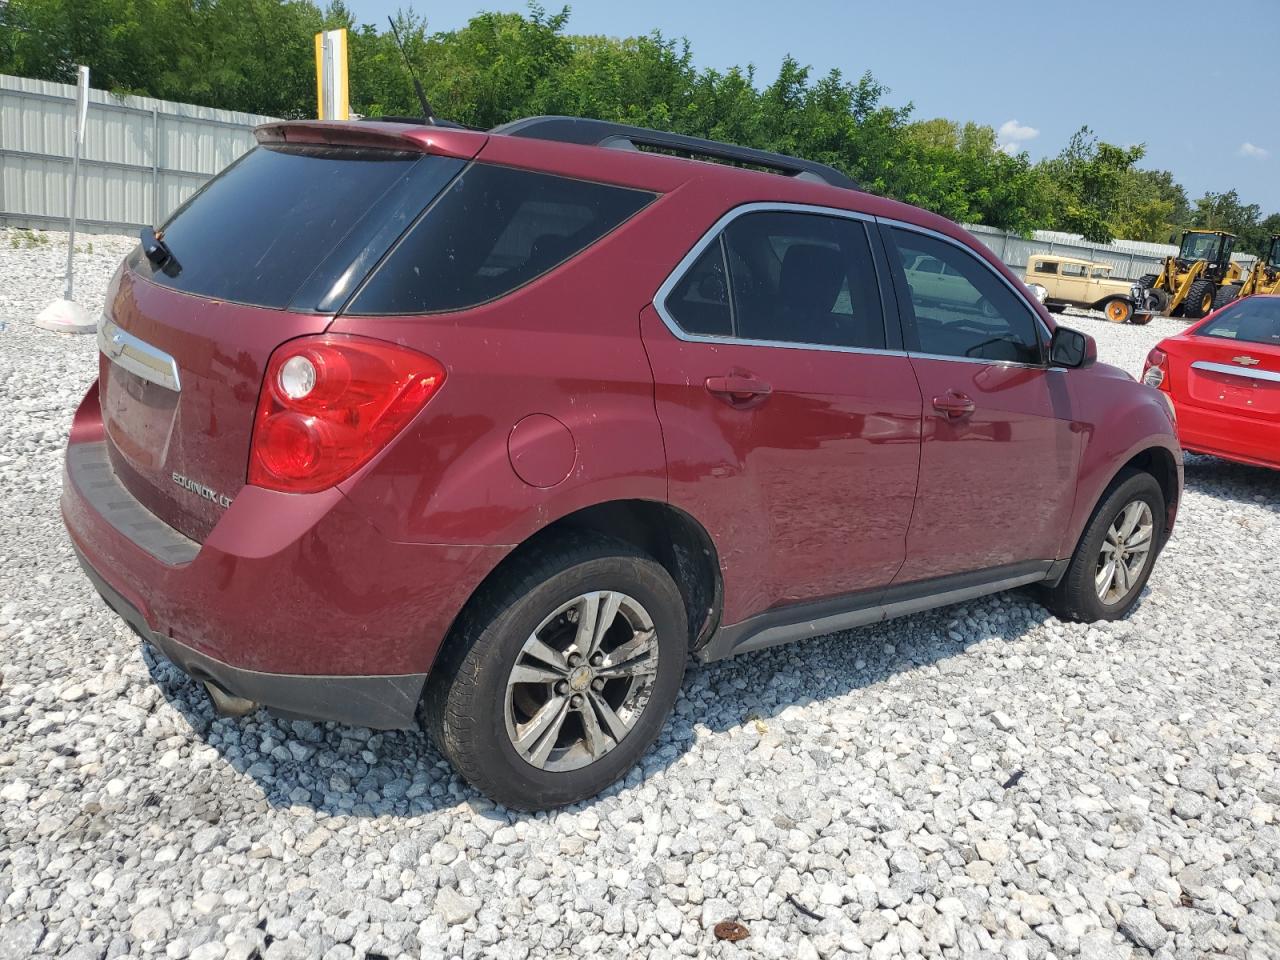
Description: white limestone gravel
xmin=1 ymin=227 xmax=1278 ymax=960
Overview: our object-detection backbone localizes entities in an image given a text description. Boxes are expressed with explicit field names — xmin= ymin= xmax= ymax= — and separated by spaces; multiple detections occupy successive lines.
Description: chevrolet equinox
xmin=62 ymin=116 xmax=1183 ymax=810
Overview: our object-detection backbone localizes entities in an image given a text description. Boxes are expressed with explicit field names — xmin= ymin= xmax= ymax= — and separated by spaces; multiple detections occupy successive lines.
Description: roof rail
xmin=491 ymin=116 xmax=859 ymax=191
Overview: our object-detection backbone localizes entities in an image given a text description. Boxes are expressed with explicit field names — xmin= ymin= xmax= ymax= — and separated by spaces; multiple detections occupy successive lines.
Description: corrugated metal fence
xmin=0 ymin=73 xmax=277 ymax=233
xmin=965 ymin=224 xmax=1256 ymax=281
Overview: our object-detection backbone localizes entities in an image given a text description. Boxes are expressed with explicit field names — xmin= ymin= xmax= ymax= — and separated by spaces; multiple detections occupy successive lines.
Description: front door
xmin=882 ymin=225 xmax=1081 ymax=583
xmin=642 ymin=208 xmax=924 ymax=624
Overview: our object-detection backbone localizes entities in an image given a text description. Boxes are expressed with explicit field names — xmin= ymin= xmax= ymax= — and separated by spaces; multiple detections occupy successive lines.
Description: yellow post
xmin=314 ymin=29 xmax=350 ymax=120
xmin=314 ymin=32 xmax=324 ymax=119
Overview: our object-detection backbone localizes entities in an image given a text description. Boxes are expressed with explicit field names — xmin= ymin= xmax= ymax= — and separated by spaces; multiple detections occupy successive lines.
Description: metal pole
xmin=321 ymin=33 xmax=333 ymax=120
xmin=151 ymin=108 xmax=160 ymax=224
xmin=64 ymin=65 xmax=89 ymax=301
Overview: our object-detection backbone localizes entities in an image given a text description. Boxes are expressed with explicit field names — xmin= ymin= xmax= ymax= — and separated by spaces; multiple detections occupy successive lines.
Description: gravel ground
xmin=1 ymin=227 xmax=1278 ymax=960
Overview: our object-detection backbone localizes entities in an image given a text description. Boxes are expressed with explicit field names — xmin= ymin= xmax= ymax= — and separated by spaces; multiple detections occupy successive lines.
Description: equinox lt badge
xmin=171 ymin=472 xmax=233 ymax=509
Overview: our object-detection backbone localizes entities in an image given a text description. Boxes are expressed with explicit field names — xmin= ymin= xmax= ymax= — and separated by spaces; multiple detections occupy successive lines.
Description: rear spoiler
xmin=254 ymin=121 xmax=487 ymax=162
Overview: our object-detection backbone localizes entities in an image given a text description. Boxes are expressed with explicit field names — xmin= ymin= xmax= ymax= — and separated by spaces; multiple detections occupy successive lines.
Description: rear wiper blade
xmin=140 ymin=227 xmax=181 ymax=275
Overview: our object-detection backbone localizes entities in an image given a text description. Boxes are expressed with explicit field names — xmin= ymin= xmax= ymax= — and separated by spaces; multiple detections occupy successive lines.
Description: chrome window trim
xmin=1191 ymin=360 xmax=1280 ymax=384
xmin=906 ymin=350 xmax=1066 ymax=372
xmin=651 ymin=201 xmax=900 ymax=358
xmin=97 ymin=313 xmax=182 ymax=392
xmin=876 ymin=216 xmax=1056 ymax=361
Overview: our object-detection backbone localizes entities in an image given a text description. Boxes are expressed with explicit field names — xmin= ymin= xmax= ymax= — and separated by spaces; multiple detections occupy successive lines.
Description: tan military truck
xmin=1023 ymin=255 xmax=1148 ymax=324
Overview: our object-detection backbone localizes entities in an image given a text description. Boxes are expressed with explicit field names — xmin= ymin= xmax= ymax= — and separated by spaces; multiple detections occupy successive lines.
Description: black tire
xmin=1146 ymin=288 xmax=1171 ymax=315
xmin=1136 ymin=273 xmax=1158 ymax=289
xmin=422 ymin=535 xmax=688 ymax=811
xmin=1182 ymin=279 xmax=1216 ymax=319
xmin=1212 ymin=284 xmax=1241 ymax=311
xmin=1039 ymin=469 xmax=1165 ymax=623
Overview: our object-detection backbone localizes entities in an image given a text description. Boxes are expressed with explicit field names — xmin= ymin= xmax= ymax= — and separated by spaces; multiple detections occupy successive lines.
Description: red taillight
xmin=1142 ymin=347 xmax=1168 ymax=389
xmin=249 ymin=335 xmax=445 ymax=493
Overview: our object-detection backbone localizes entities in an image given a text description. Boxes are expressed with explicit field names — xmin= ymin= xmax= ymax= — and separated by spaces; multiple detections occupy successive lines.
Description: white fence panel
xmin=0 ymin=72 xmax=278 ymax=233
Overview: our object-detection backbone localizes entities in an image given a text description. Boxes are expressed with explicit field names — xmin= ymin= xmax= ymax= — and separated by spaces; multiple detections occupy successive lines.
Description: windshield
xmin=1199 ymin=297 xmax=1280 ymax=347
xmin=1179 ymin=232 xmax=1223 ymax=262
xmin=1270 ymin=238 xmax=1280 ymax=270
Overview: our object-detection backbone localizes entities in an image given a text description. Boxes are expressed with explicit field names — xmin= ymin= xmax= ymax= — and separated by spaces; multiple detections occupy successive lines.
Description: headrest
xmin=779 ymin=244 xmax=846 ymax=318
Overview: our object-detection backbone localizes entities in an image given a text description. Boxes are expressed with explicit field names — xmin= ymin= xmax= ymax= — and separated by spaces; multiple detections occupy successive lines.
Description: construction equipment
xmin=1135 ymin=229 xmax=1242 ymax=321
xmin=1212 ymin=234 xmax=1280 ymax=310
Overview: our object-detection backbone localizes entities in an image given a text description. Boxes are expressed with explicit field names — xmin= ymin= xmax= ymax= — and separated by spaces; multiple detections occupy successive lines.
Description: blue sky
xmin=343 ymin=0 xmax=1279 ymax=213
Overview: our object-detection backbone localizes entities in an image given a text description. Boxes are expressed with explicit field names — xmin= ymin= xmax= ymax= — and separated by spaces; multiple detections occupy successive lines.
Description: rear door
xmin=98 ymin=140 xmax=468 ymax=541
xmin=642 ymin=206 xmax=923 ymax=623
xmin=881 ymin=223 xmax=1081 ymax=583
xmin=1055 ymin=261 xmax=1090 ymax=304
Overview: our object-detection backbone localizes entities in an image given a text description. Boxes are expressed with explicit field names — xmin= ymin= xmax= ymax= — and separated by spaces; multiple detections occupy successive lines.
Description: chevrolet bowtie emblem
xmin=1233 ymin=355 xmax=1260 ymax=367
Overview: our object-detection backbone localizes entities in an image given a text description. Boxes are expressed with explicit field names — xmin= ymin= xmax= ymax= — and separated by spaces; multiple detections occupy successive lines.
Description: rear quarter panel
xmin=327 ymin=178 xmax=700 ymax=548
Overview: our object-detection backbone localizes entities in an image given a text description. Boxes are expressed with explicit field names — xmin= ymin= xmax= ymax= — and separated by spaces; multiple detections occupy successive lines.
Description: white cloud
xmin=1238 ymin=141 xmax=1270 ymax=159
xmin=997 ymin=119 xmax=1039 ymax=154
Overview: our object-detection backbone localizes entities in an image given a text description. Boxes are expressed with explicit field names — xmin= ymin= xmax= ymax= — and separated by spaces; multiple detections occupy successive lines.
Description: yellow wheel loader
xmin=1212 ymin=234 xmax=1280 ymax=310
xmin=1134 ymin=230 xmax=1242 ymax=321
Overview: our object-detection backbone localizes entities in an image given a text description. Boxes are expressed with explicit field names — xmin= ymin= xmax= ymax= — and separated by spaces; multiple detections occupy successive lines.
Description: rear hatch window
xmin=130 ymin=144 xmax=464 ymax=311
xmin=1198 ymin=297 xmax=1280 ymax=348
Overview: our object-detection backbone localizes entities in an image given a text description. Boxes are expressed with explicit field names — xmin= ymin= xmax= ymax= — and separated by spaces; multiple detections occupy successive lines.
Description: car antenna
xmin=387 ymin=16 xmax=437 ymax=125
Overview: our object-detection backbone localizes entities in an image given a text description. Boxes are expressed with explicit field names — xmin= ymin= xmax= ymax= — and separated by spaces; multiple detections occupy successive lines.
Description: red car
xmin=63 ymin=117 xmax=1182 ymax=809
xmin=1143 ymin=294 xmax=1280 ymax=470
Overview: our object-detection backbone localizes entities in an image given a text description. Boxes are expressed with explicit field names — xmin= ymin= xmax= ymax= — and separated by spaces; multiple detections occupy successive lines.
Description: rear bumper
xmin=1176 ymin=401 xmax=1280 ymax=470
xmin=61 ymin=386 xmax=509 ymax=728
xmin=78 ymin=551 xmax=424 ymax=728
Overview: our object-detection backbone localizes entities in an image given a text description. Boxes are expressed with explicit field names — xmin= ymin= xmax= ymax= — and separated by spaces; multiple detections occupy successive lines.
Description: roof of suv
xmin=258 ymin=115 xmax=863 ymax=197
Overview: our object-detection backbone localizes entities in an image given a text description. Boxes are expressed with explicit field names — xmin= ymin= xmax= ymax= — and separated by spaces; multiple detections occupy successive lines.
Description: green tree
xmin=1190 ymin=189 xmax=1267 ymax=253
xmin=1110 ymin=168 xmax=1190 ymax=243
xmin=1035 ymin=127 xmax=1146 ymax=244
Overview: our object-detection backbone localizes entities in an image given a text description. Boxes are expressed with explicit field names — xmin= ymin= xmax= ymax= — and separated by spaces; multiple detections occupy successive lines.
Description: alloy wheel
xmin=504 ymin=591 xmax=660 ymax=772
xmin=1095 ymin=500 xmax=1154 ymax=605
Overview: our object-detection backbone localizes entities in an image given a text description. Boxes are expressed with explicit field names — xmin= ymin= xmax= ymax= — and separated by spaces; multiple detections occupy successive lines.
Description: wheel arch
xmin=1119 ymin=446 xmax=1180 ymax=543
xmin=1090 ymin=294 xmax=1134 ymax=309
xmin=430 ymin=498 xmax=724 ymax=675
xmin=1079 ymin=443 xmax=1181 ymax=553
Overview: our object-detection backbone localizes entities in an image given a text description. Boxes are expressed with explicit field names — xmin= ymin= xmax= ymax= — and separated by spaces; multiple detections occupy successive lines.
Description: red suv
xmin=62 ymin=116 xmax=1182 ymax=810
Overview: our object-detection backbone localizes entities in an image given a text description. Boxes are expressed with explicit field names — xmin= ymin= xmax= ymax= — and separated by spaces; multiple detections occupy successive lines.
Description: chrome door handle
xmin=932 ymin=392 xmax=975 ymax=419
xmin=706 ymin=375 xmax=772 ymax=408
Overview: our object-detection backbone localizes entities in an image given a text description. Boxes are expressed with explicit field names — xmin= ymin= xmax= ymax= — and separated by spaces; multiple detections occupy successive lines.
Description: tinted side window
xmin=721 ymin=211 xmax=885 ymax=350
xmin=891 ymin=229 xmax=1041 ymax=364
xmin=350 ymin=164 xmax=655 ymax=314
xmin=1033 ymin=261 xmax=1059 ymax=275
xmin=665 ymin=239 xmax=732 ymax=336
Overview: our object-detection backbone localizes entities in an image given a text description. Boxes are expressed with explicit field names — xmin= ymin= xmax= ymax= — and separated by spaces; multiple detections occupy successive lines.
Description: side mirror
xmin=1049 ymin=326 xmax=1096 ymax=369
xmin=1168 ymin=232 xmax=1178 ymax=245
